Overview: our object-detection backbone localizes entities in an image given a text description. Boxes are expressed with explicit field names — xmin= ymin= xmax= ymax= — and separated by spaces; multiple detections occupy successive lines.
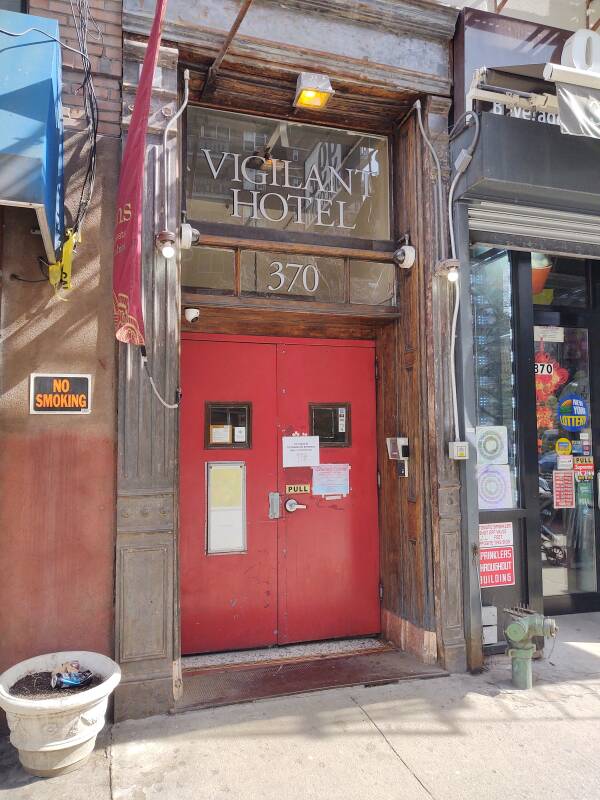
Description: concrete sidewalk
xmin=2 ymin=612 xmax=600 ymax=800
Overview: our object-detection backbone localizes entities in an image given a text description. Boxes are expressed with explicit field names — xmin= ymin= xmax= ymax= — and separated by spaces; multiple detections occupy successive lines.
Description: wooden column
xmin=114 ymin=41 xmax=182 ymax=721
xmin=422 ymin=96 xmax=467 ymax=672
xmin=379 ymin=97 xmax=467 ymax=671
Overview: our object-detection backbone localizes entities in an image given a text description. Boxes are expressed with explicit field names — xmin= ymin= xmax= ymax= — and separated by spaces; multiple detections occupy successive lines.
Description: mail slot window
xmin=310 ymin=403 xmax=351 ymax=447
xmin=205 ymin=403 xmax=251 ymax=448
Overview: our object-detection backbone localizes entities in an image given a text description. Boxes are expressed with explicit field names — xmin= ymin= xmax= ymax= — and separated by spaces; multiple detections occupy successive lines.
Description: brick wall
xmin=29 ymin=0 xmax=122 ymax=136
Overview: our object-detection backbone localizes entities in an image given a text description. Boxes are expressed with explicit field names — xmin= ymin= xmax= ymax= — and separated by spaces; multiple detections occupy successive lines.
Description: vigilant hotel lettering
xmin=201 ymin=148 xmax=366 ymax=229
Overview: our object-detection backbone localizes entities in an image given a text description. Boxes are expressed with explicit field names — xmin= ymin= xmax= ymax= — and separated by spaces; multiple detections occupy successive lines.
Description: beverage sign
xmin=30 ymin=374 xmax=91 ymax=414
xmin=479 ymin=522 xmax=515 ymax=588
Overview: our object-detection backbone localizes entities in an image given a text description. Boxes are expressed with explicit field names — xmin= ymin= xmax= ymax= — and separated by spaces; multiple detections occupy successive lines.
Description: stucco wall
xmin=0 ymin=131 xmax=118 ymax=675
xmin=0 ymin=0 xmax=121 ymax=680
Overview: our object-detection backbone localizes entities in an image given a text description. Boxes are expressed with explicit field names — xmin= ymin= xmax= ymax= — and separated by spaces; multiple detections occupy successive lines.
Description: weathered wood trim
xmin=421 ymin=96 xmax=467 ymax=672
xmin=262 ymin=0 xmax=458 ymax=39
xmin=123 ymin=15 xmax=453 ymax=97
xmin=115 ymin=46 xmax=181 ymax=720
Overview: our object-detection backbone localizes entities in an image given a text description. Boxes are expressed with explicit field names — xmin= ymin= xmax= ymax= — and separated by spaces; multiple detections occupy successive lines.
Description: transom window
xmin=186 ymin=108 xmax=391 ymax=244
xmin=183 ymin=107 xmax=396 ymax=312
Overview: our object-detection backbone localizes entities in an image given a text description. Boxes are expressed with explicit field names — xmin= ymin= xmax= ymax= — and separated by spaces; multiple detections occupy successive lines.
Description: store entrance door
xmin=533 ymin=312 xmax=600 ymax=613
xmin=180 ymin=334 xmax=380 ymax=655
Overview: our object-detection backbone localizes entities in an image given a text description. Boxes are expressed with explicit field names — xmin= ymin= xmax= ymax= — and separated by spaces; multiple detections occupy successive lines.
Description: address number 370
xmin=268 ymin=261 xmax=320 ymax=294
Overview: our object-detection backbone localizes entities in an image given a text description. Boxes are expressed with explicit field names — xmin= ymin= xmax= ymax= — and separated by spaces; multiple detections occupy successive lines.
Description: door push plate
xmin=268 ymin=492 xmax=281 ymax=519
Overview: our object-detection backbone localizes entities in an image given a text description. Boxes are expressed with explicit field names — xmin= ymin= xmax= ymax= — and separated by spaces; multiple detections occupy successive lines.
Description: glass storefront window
xmin=186 ymin=108 xmax=390 ymax=241
xmin=535 ymin=326 xmax=597 ymax=596
xmin=470 ymin=247 xmax=519 ymax=508
xmin=532 ymin=254 xmax=588 ymax=307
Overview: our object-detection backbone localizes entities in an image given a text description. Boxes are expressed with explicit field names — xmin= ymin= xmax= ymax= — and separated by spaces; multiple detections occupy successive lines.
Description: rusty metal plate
xmin=177 ymin=648 xmax=447 ymax=712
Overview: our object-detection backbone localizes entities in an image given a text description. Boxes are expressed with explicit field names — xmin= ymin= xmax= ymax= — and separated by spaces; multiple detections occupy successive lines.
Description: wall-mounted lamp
xmin=447 ymin=266 xmax=459 ymax=283
xmin=156 ymin=230 xmax=176 ymax=260
xmin=293 ymin=72 xmax=335 ymax=110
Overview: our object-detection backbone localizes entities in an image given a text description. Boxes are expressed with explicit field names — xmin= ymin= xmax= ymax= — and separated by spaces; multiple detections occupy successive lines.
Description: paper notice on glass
xmin=282 ymin=436 xmax=320 ymax=468
xmin=477 ymin=464 xmax=513 ymax=510
xmin=312 ymin=464 xmax=350 ymax=496
xmin=534 ymin=325 xmax=564 ymax=343
xmin=207 ymin=462 xmax=246 ymax=553
xmin=475 ymin=426 xmax=508 ymax=465
xmin=553 ymin=470 xmax=576 ymax=508
xmin=210 ymin=424 xmax=232 ymax=445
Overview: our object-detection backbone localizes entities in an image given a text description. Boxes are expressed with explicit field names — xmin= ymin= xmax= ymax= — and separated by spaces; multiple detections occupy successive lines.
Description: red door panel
xmin=276 ymin=342 xmax=380 ymax=644
xmin=180 ymin=338 xmax=278 ymax=654
xmin=180 ymin=334 xmax=380 ymax=655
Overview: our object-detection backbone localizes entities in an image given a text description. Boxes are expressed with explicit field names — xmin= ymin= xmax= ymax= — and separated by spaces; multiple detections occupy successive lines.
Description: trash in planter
xmin=51 ymin=661 xmax=94 ymax=690
xmin=9 ymin=669 xmax=101 ymax=699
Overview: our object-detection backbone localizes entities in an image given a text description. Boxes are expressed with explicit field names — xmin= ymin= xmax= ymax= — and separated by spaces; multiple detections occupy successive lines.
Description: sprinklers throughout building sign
xmin=30 ymin=374 xmax=91 ymax=414
xmin=479 ymin=522 xmax=515 ymax=588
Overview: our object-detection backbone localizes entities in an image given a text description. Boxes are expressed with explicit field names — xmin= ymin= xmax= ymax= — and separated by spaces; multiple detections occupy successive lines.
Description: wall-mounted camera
xmin=184 ymin=308 xmax=200 ymax=324
xmin=393 ymin=245 xmax=416 ymax=270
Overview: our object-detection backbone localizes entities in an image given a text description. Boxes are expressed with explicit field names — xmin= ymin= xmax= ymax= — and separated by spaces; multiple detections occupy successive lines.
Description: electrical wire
xmin=0 ymin=6 xmax=99 ymax=251
xmin=9 ymin=257 xmax=51 ymax=285
xmin=163 ymin=70 xmax=190 ymax=231
xmin=447 ymin=111 xmax=480 ymax=443
xmin=68 ymin=0 xmax=99 ymax=238
xmin=414 ymin=99 xmax=445 ymax=260
xmin=141 ymin=351 xmax=180 ymax=409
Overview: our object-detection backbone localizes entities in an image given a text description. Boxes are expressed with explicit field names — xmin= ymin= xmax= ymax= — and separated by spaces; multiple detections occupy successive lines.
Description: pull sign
xmin=30 ymin=374 xmax=92 ymax=414
xmin=285 ymin=484 xmax=310 ymax=494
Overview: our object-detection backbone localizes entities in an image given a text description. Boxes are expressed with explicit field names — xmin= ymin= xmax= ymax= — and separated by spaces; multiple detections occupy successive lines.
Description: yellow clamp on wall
xmin=48 ymin=229 xmax=80 ymax=292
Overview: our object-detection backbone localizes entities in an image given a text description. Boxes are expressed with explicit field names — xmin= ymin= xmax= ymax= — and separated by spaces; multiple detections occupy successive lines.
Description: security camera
xmin=180 ymin=223 xmax=200 ymax=250
xmin=393 ymin=245 xmax=416 ymax=269
xmin=184 ymin=308 xmax=200 ymax=324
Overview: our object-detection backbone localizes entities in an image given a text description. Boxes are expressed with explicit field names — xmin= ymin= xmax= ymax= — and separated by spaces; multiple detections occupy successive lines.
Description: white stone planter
xmin=0 ymin=651 xmax=121 ymax=777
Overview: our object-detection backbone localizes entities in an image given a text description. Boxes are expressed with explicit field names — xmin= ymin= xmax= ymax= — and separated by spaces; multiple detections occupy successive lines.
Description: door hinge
xmin=377 ymin=470 xmax=381 ymax=489
xmin=375 ymin=358 xmax=379 ymax=381
xmin=379 ymin=582 xmax=383 ymax=600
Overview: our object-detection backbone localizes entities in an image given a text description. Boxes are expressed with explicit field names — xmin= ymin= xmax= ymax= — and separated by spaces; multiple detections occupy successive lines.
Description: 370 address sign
xmin=267 ymin=261 xmax=320 ymax=294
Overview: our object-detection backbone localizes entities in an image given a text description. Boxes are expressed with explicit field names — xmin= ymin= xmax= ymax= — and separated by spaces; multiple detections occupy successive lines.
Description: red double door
xmin=180 ymin=334 xmax=380 ymax=654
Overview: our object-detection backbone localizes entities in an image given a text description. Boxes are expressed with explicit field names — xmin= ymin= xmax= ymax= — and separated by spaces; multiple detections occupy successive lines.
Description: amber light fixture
xmin=293 ymin=72 xmax=335 ymax=110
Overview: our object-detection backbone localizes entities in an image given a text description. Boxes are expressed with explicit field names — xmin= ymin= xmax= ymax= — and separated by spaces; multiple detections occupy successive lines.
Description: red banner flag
xmin=113 ymin=0 xmax=167 ymax=344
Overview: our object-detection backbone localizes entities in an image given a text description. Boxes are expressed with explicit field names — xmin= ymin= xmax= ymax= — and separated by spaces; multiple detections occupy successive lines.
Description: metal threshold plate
xmin=176 ymin=648 xmax=447 ymax=712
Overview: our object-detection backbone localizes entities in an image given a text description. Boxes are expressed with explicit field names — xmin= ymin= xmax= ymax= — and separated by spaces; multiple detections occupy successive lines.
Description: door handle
xmin=268 ymin=492 xmax=281 ymax=519
xmin=285 ymin=498 xmax=307 ymax=512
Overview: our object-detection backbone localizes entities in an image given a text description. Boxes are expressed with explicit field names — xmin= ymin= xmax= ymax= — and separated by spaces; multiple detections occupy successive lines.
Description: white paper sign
xmin=479 ymin=521 xmax=513 ymax=549
xmin=534 ymin=325 xmax=564 ymax=343
xmin=476 ymin=426 xmax=508 ymax=465
xmin=557 ymin=454 xmax=574 ymax=470
xmin=234 ymin=426 xmax=246 ymax=442
xmin=282 ymin=436 xmax=320 ymax=468
xmin=477 ymin=464 xmax=514 ymax=510
xmin=312 ymin=463 xmax=350 ymax=496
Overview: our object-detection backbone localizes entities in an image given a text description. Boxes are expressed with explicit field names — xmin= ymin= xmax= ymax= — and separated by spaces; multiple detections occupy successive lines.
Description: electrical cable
xmin=163 ymin=70 xmax=190 ymax=232
xmin=141 ymin=350 xmax=180 ymax=410
xmin=414 ymin=99 xmax=445 ymax=260
xmin=140 ymin=78 xmax=193 ymax=412
xmin=68 ymin=0 xmax=99 ymax=239
xmin=9 ymin=257 xmax=51 ymax=285
xmin=1 ymin=6 xmax=99 ymax=267
xmin=447 ymin=111 xmax=480 ymax=443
